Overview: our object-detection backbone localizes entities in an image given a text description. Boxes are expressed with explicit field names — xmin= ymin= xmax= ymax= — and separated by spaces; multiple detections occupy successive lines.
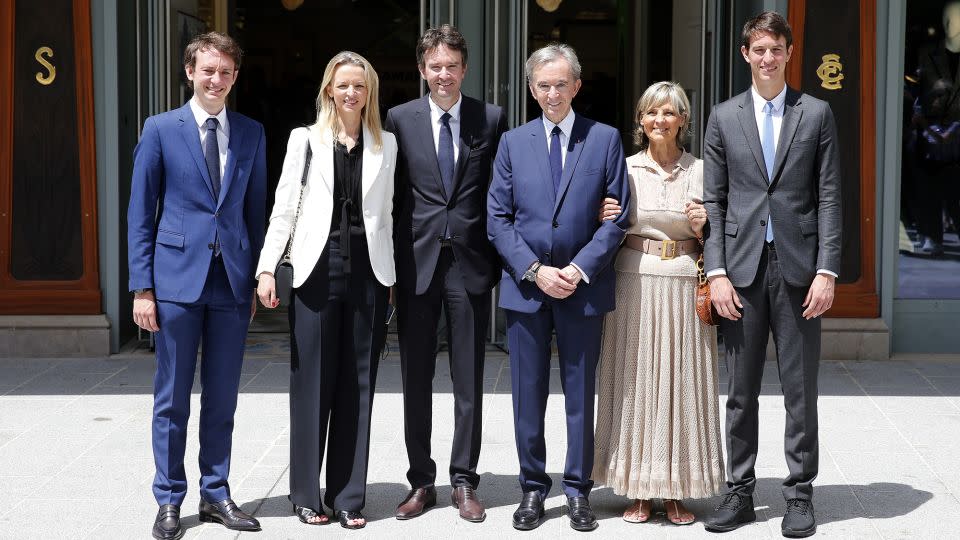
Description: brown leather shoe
xmin=451 ymin=486 xmax=486 ymax=522
xmin=395 ymin=486 xmax=437 ymax=519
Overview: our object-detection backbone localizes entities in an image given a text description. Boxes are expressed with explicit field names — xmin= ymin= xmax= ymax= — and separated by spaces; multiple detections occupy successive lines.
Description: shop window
xmin=899 ymin=0 xmax=960 ymax=298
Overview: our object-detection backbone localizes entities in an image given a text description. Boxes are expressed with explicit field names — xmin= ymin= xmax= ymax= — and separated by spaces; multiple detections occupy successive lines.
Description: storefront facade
xmin=1 ymin=0 xmax=955 ymax=356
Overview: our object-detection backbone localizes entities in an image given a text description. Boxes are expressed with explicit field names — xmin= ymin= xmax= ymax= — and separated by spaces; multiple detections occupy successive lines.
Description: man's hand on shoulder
xmin=708 ymin=275 xmax=742 ymax=321
xmin=133 ymin=290 xmax=160 ymax=332
xmin=802 ymin=274 xmax=836 ymax=320
xmin=535 ymin=265 xmax=577 ymax=299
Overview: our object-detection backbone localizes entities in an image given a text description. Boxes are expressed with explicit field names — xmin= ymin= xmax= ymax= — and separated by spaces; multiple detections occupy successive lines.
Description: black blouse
xmin=330 ymin=132 xmax=365 ymax=272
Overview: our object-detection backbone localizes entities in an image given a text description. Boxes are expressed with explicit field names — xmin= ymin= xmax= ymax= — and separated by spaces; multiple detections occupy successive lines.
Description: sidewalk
xmin=1 ymin=337 xmax=959 ymax=539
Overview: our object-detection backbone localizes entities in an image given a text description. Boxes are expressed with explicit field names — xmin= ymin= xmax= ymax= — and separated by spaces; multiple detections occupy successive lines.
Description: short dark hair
xmin=741 ymin=11 xmax=793 ymax=49
xmin=183 ymin=31 xmax=243 ymax=84
xmin=416 ymin=24 xmax=468 ymax=68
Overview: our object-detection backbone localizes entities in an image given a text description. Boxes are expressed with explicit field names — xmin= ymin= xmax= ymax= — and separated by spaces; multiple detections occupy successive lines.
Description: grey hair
xmin=633 ymin=81 xmax=692 ymax=150
xmin=525 ymin=43 xmax=582 ymax=83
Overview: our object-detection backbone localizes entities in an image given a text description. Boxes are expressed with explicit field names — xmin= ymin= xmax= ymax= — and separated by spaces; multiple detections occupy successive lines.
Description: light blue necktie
xmin=761 ymin=101 xmax=775 ymax=243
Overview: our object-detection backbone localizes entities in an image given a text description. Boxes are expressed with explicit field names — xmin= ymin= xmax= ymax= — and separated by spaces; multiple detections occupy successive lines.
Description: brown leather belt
xmin=624 ymin=235 xmax=701 ymax=260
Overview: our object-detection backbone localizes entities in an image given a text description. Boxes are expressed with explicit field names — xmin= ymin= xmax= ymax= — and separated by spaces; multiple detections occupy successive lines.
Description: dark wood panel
xmin=11 ymin=0 xmax=84 ymax=280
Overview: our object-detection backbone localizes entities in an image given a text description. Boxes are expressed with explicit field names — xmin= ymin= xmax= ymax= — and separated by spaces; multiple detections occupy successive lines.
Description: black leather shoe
xmin=567 ymin=496 xmax=598 ymax=531
xmin=152 ymin=504 xmax=183 ymax=540
xmin=704 ymin=492 xmax=756 ymax=532
xmin=198 ymin=498 xmax=261 ymax=531
xmin=781 ymin=499 xmax=816 ymax=538
xmin=512 ymin=491 xmax=545 ymax=531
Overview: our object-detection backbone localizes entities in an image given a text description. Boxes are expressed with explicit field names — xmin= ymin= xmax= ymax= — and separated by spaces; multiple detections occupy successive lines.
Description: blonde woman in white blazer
xmin=255 ymin=51 xmax=396 ymax=531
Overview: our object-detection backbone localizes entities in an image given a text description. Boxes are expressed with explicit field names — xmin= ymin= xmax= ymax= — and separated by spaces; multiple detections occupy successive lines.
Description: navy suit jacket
xmin=487 ymin=114 xmax=630 ymax=316
xmin=127 ymin=102 xmax=267 ymax=304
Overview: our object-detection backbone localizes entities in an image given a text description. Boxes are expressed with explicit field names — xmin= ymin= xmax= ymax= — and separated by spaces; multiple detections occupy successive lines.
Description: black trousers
xmin=288 ymin=237 xmax=388 ymax=512
xmin=720 ymin=243 xmax=820 ymax=501
xmin=397 ymin=247 xmax=490 ymax=489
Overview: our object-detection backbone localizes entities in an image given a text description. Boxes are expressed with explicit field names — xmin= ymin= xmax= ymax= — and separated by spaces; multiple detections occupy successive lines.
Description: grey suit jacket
xmin=702 ymin=87 xmax=842 ymax=288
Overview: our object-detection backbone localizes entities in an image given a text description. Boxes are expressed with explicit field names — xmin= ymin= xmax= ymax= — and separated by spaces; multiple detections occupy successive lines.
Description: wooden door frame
xmin=0 ymin=0 xmax=102 ymax=314
xmin=786 ymin=0 xmax=879 ymax=317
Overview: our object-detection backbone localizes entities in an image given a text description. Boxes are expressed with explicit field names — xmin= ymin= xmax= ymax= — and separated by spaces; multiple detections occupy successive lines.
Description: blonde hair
xmin=633 ymin=81 xmax=691 ymax=150
xmin=313 ymin=51 xmax=383 ymax=149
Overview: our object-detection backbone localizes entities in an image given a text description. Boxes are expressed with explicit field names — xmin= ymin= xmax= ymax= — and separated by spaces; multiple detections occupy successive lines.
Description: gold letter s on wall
xmin=35 ymin=46 xmax=56 ymax=85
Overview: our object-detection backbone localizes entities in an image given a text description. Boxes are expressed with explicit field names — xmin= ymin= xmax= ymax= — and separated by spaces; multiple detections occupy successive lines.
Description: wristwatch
xmin=132 ymin=288 xmax=152 ymax=296
xmin=522 ymin=262 xmax=542 ymax=282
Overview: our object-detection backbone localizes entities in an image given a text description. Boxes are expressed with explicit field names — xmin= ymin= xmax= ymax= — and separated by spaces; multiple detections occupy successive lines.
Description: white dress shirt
xmin=751 ymin=84 xmax=786 ymax=150
xmin=428 ymin=93 xmax=462 ymax=165
xmin=189 ymin=96 xmax=229 ymax=178
xmin=707 ymin=85 xmax=836 ymax=280
xmin=538 ymin=110 xmax=590 ymax=282
xmin=542 ymin=110 xmax=576 ymax=167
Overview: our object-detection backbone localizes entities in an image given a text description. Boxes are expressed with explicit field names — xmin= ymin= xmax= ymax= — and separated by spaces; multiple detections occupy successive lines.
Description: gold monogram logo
xmin=35 ymin=46 xmax=56 ymax=85
xmin=816 ymin=54 xmax=843 ymax=90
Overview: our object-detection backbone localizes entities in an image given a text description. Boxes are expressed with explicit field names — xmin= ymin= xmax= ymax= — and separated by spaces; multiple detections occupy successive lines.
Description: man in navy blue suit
xmin=487 ymin=43 xmax=630 ymax=532
xmin=128 ymin=32 xmax=266 ymax=540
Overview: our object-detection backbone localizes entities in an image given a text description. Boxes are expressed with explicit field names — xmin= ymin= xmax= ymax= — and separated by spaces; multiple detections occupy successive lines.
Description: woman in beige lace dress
xmin=593 ymin=81 xmax=724 ymax=526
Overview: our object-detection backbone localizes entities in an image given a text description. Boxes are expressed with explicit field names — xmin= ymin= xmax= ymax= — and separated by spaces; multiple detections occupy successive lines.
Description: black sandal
xmin=335 ymin=510 xmax=366 ymax=529
xmin=292 ymin=503 xmax=328 ymax=525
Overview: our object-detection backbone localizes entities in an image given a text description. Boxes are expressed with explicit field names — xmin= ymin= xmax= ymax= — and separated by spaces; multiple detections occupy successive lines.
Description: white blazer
xmin=256 ymin=125 xmax=397 ymax=287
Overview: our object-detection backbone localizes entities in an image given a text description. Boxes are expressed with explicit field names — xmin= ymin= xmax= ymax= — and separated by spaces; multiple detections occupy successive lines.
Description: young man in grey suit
xmin=385 ymin=24 xmax=507 ymax=523
xmin=702 ymin=12 xmax=841 ymax=538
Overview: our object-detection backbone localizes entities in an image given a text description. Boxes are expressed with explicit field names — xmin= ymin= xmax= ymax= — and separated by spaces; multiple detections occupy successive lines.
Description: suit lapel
xmin=218 ymin=111 xmax=244 ymax=209
xmin=529 ymin=123 xmax=556 ymax=206
xmin=553 ymin=116 xmax=587 ymax=216
xmin=177 ymin=104 xmax=216 ymax=201
xmin=360 ymin=125 xmax=384 ymax=201
xmin=416 ymin=96 xmax=448 ymax=201
xmin=737 ymin=91 xmax=769 ymax=183
xmin=933 ymin=45 xmax=954 ymax=84
xmin=770 ymin=89 xmax=803 ymax=189
xmin=450 ymin=97 xmax=476 ymax=201
xmin=309 ymin=127 xmax=334 ymax=196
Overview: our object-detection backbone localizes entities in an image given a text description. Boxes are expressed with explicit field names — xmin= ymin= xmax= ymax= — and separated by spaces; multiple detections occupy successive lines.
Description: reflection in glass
xmin=899 ymin=0 xmax=960 ymax=299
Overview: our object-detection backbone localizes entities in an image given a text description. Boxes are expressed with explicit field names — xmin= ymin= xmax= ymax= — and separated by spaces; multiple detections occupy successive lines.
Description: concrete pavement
xmin=1 ymin=335 xmax=959 ymax=539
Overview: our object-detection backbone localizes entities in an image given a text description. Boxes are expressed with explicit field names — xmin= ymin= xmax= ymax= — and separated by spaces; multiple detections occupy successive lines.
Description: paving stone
xmin=0 ymin=354 xmax=957 ymax=538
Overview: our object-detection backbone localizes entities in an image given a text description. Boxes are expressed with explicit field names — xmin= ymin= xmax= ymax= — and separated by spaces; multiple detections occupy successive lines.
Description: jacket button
xmin=214 ymin=212 xmax=219 ymax=218
xmin=208 ymin=243 xmax=215 ymax=250
xmin=760 ymin=220 xmax=766 ymax=226
xmin=552 ymin=221 xmax=559 ymax=228
xmin=544 ymin=252 xmax=551 ymax=260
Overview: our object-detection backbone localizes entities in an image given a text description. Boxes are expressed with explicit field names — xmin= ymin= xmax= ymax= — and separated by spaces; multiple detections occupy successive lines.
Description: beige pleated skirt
xmin=593 ymin=265 xmax=725 ymax=500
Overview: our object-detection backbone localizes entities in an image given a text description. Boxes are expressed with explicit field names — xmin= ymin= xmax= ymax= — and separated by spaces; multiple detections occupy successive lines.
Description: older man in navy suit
xmin=128 ymin=32 xmax=266 ymax=540
xmin=487 ymin=43 xmax=630 ymax=532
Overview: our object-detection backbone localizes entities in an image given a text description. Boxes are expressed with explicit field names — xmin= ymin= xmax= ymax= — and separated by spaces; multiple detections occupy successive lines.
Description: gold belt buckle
xmin=660 ymin=239 xmax=677 ymax=260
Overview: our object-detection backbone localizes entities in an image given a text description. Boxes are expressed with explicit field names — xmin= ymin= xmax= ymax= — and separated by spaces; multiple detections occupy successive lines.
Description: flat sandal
xmin=292 ymin=503 xmax=328 ymax=525
xmin=665 ymin=499 xmax=696 ymax=526
xmin=335 ymin=509 xmax=366 ymax=529
xmin=623 ymin=499 xmax=652 ymax=523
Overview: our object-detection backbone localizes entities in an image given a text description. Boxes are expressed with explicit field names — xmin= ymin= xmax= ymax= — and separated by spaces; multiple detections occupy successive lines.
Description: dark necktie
xmin=549 ymin=125 xmax=563 ymax=193
xmin=438 ymin=112 xmax=455 ymax=197
xmin=203 ymin=117 xmax=221 ymax=202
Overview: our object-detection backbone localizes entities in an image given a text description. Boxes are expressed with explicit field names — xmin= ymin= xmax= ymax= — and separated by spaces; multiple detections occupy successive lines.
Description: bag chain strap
xmin=283 ymin=139 xmax=312 ymax=260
